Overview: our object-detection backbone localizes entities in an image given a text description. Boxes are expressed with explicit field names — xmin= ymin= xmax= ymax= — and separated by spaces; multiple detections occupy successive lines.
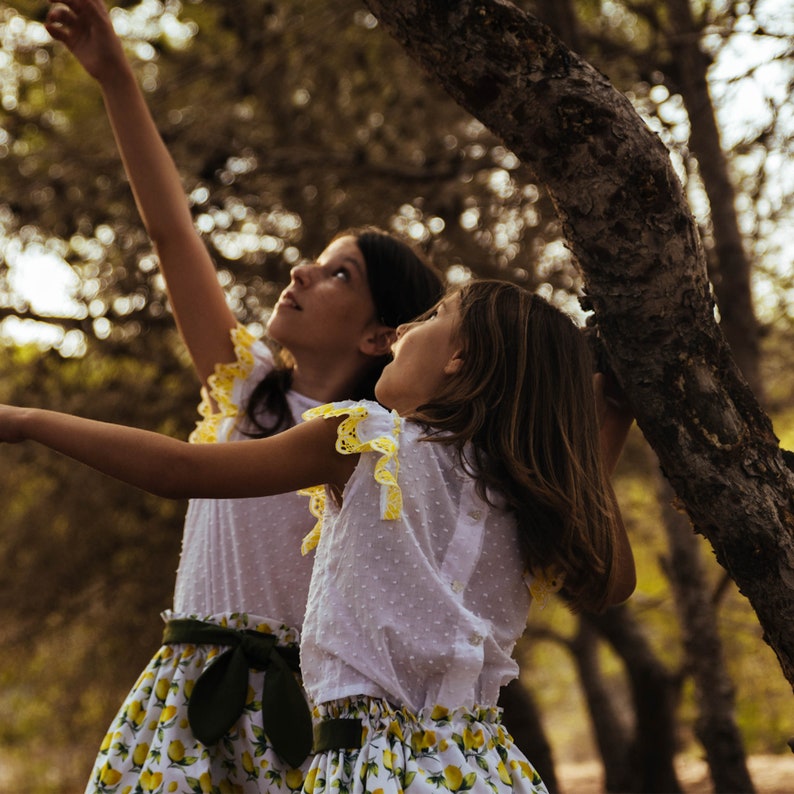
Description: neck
xmin=290 ymin=355 xmax=372 ymax=403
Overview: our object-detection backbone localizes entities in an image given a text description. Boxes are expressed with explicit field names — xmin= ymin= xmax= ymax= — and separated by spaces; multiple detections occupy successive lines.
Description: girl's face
xmin=375 ymin=292 xmax=465 ymax=415
xmin=267 ymin=236 xmax=385 ymax=361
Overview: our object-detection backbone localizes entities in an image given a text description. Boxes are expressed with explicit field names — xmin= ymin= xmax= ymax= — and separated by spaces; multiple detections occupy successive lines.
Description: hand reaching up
xmin=45 ymin=0 xmax=127 ymax=83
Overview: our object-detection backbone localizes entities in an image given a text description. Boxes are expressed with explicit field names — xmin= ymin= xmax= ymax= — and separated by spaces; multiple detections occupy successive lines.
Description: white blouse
xmin=300 ymin=400 xmax=532 ymax=712
xmin=172 ymin=326 xmax=320 ymax=629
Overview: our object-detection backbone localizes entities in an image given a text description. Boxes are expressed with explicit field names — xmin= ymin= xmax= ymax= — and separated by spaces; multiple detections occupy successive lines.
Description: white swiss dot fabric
xmin=301 ymin=400 xmax=532 ymax=712
xmin=173 ymin=337 xmax=320 ymax=628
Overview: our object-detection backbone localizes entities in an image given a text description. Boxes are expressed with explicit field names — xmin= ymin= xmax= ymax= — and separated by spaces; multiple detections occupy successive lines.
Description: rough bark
xmin=363 ymin=0 xmax=794 ymax=685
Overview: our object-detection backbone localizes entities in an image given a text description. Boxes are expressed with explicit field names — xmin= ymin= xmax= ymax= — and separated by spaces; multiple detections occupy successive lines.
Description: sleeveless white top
xmin=172 ymin=325 xmax=320 ymax=629
xmin=299 ymin=400 xmax=533 ymax=712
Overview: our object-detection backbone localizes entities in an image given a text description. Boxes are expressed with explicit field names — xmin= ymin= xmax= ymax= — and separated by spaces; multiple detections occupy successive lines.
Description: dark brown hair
xmin=412 ymin=280 xmax=619 ymax=613
xmin=243 ymin=227 xmax=443 ymax=436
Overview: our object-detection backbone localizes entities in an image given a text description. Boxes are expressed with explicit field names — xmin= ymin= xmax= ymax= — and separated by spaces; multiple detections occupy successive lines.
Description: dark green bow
xmin=163 ymin=619 xmax=312 ymax=768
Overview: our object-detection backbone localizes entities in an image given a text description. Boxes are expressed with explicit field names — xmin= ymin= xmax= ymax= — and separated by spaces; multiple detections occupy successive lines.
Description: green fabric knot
xmin=163 ymin=619 xmax=312 ymax=768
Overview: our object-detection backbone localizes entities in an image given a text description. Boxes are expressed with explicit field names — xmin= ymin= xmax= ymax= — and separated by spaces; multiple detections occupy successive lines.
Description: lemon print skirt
xmin=85 ymin=612 xmax=308 ymax=794
xmin=304 ymin=697 xmax=549 ymax=794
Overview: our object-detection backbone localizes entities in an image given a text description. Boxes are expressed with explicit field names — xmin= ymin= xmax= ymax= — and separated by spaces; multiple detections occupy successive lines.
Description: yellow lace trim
xmin=526 ymin=567 xmax=564 ymax=609
xmin=299 ymin=402 xmax=402 ymax=554
xmin=189 ymin=324 xmax=258 ymax=444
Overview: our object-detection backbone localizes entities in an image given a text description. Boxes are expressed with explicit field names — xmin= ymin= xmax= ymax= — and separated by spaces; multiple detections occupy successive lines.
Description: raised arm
xmin=45 ymin=0 xmax=236 ymax=385
xmin=0 ymin=403 xmax=355 ymax=500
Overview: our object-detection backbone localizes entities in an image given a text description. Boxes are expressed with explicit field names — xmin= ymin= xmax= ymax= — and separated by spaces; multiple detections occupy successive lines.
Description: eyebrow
xmin=343 ymin=256 xmax=366 ymax=278
xmin=318 ymin=254 xmax=365 ymax=280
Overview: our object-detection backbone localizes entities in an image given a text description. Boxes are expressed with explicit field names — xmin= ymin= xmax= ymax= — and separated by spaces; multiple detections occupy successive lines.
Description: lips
xmin=278 ymin=290 xmax=302 ymax=310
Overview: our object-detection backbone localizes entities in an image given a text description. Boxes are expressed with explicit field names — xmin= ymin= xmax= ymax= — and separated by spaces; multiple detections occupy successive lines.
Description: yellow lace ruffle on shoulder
xmin=299 ymin=402 xmax=402 ymax=555
xmin=525 ymin=567 xmax=565 ymax=609
xmin=188 ymin=324 xmax=258 ymax=444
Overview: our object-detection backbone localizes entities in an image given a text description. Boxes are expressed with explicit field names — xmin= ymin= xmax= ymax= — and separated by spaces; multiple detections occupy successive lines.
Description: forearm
xmin=13 ymin=407 xmax=199 ymax=499
xmin=4 ymin=408 xmax=353 ymax=502
xmin=99 ymin=63 xmax=236 ymax=376
xmin=98 ymin=64 xmax=197 ymax=253
xmin=600 ymin=409 xmax=633 ymax=475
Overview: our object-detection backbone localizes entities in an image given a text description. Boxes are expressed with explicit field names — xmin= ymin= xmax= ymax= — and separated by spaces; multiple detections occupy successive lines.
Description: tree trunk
xmin=363 ymin=0 xmax=794 ymax=687
xmin=585 ymin=606 xmax=683 ymax=793
xmin=570 ymin=617 xmax=633 ymax=792
xmin=663 ymin=0 xmax=762 ymax=396
xmin=657 ymin=472 xmax=756 ymax=793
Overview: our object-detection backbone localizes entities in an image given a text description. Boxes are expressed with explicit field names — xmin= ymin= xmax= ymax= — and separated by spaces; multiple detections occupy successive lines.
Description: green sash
xmin=163 ymin=618 xmax=312 ymax=768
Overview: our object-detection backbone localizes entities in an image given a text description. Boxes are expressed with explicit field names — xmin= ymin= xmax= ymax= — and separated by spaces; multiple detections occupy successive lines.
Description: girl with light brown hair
xmin=1 ymin=278 xmax=634 ymax=794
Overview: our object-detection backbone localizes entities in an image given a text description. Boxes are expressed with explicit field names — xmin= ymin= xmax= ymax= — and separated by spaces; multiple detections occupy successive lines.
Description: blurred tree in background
xmin=0 ymin=1 xmax=792 ymax=791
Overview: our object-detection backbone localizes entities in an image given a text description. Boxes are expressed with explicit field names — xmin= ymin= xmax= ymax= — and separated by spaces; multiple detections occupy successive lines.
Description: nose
xmin=289 ymin=262 xmax=316 ymax=287
xmin=395 ymin=322 xmax=410 ymax=339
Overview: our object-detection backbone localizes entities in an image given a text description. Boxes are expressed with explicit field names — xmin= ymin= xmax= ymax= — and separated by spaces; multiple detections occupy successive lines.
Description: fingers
xmin=44 ymin=3 xmax=79 ymax=42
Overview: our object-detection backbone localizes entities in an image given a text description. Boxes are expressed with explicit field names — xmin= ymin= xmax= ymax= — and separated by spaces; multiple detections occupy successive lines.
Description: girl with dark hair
xmin=1 ymin=280 xmax=635 ymax=794
xmin=40 ymin=1 xmax=443 ymax=791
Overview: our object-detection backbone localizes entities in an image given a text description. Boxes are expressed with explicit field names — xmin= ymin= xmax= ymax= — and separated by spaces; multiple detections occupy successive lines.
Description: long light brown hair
xmin=412 ymin=280 xmax=619 ymax=613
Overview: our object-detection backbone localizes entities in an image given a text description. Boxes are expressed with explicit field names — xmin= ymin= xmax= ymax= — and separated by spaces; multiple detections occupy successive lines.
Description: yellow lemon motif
xmin=122 ymin=786 xmax=133 ymax=794
xmin=168 ymin=783 xmax=179 ymax=793
xmin=439 ymin=739 xmax=449 ymax=751
xmin=199 ymin=771 xmax=212 ymax=793
xmin=132 ymin=742 xmax=149 ymax=767
xmin=303 ymin=768 xmax=319 ymax=793
xmin=167 ymin=739 xmax=186 ymax=763
xmin=99 ymin=732 xmax=113 ymax=752
xmin=430 ymin=705 xmax=449 ymax=721
xmin=127 ymin=700 xmax=143 ymax=723
xmin=383 ymin=749 xmax=395 ymax=771
xmin=241 ymin=751 xmax=255 ymax=774
xmin=497 ymin=761 xmax=512 ymax=786
xmin=462 ymin=728 xmax=485 ymax=751
xmin=155 ymin=678 xmax=170 ymax=702
xmin=99 ymin=765 xmax=122 ymax=786
xmin=246 ymin=684 xmax=255 ymax=705
xmin=184 ymin=679 xmax=195 ymax=698
xmin=159 ymin=705 xmax=177 ymax=724
xmin=443 ymin=766 xmax=463 ymax=791
xmin=140 ymin=770 xmax=164 ymax=791
xmin=285 ymin=768 xmax=304 ymax=790
xmin=387 ymin=720 xmax=404 ymax=742
xmin=410 ymin=730 xmax=436 ymax=753
xmin=180 ymin=718 xmax=190 ymax=729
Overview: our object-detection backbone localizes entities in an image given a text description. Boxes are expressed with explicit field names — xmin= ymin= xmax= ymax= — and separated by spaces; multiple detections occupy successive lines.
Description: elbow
xmin=145 ymin=445 xmax=202 ymax=500
xmin=605 ymin=557 xmax=637 ymax=607
xmin=608 ymin=568 xmax=637 ymax=607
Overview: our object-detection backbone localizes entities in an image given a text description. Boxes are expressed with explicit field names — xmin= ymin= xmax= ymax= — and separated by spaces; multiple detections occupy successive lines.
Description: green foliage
xmin=1 ymin=0 xmax=570 ymax=362
xmin=1 ymin=1 xmax=793 ymax=791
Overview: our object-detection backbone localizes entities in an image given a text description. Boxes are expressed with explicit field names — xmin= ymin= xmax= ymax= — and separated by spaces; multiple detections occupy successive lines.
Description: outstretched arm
xmin=0 ymin=404 xmax=355 ymax=500
xmin=45 ymin=0 xmax=236 ymax=385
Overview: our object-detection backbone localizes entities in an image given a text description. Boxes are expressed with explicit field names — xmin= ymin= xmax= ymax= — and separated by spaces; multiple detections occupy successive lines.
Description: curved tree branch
xmin=363 ymin=0 xmax=794 ymax=685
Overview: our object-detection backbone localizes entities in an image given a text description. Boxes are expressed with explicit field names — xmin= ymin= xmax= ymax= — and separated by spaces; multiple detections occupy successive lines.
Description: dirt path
xmin=556 ymin=755 xmax=794 ymax=794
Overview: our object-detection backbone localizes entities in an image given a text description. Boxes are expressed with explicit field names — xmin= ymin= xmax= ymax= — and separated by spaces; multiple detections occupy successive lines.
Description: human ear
xmin=443 ymin=350 xmax=465 ymax=375
xmin=360 ymin=324 xmax=396 ymax=358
